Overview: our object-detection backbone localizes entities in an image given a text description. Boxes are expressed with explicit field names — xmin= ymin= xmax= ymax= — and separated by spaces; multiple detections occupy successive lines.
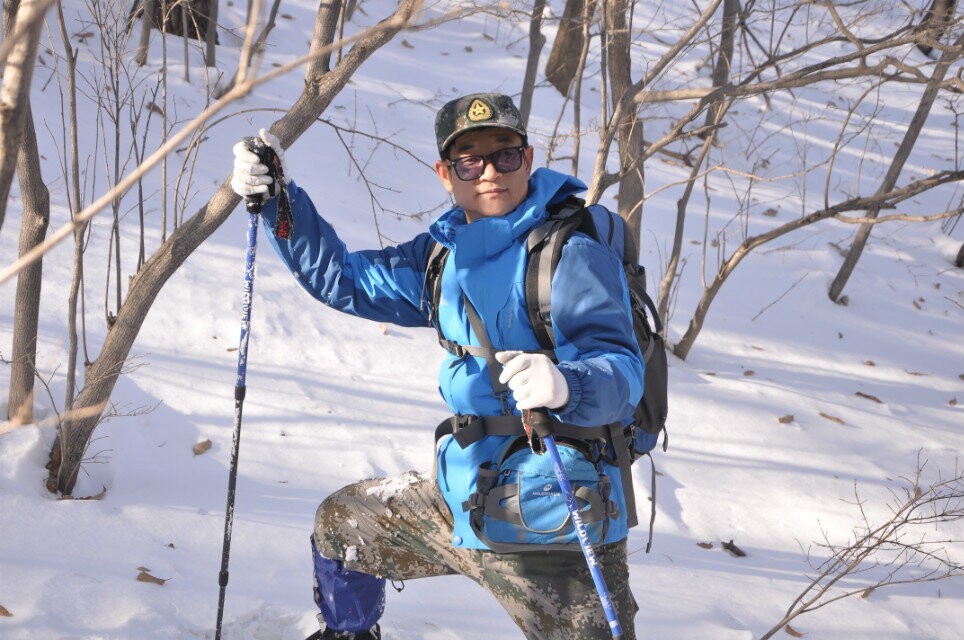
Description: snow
xmin=1 ymin=1 xmax=962 ymax=639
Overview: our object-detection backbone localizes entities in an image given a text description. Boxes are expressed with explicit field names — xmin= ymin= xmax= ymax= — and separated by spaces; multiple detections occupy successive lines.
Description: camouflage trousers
xmin=314 ymin=470 xmax=638 ymax=640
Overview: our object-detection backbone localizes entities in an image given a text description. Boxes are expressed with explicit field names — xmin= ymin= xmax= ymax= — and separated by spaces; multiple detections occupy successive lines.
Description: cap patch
xmin=467 ymin=99 xmax=493 ymax=122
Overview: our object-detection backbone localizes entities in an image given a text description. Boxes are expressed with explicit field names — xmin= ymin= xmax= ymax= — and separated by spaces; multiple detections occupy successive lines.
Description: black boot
xmin=306 ymin=623 xmax=381 ymax=640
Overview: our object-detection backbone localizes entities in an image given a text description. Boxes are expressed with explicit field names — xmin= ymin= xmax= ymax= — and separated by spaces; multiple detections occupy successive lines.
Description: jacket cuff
xmin=553 ymin=363 xmax=583 ymax=419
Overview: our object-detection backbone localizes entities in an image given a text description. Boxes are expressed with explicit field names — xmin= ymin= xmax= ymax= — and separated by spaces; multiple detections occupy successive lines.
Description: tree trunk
xmin=144 ymin=0 xmax=216 ymax=41
xmin=914 ymin=0 xmax=957 ymax=57
xmin=0 ymin=0 xmax=47 ymax=233
xmin=604 ymin=0 xmax=645 ymax=251
xmin=828 ymin=31 xmax=963 ymax=302
xmin=955 ymin=242 xmax=964 ymax=267
xmin=545 ymin=0 xmax=593 ymax=96
xmin=701 ymin=0 xmax=738 ymax=135
xmin=519 ymin=0 xmax=547 ymax=125
xmin=6 ymin=99 xmax=49 ymax=424
xmin=205 ymin=0 xmax=218 ymax=66
xmin=135 ymin=0 xmax=156 ymax=66
xmin=46 ymin=0 xmax=422 ymax=496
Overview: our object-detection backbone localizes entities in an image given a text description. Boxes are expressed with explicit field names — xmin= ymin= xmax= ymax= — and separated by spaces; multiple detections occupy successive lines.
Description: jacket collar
xmin=429 ymin=168 xmax=586 ymax=266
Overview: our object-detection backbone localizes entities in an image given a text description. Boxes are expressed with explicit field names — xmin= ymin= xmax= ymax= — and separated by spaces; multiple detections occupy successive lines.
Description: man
xmin=231 ymin=93 xmax=644 ymax=640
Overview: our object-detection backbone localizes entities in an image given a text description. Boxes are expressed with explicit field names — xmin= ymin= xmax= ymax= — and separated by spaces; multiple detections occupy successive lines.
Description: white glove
xmin=230 ymin=128 xmax=290 ymax=199
xmin=496 ymin=351 xmax=570 ymax=411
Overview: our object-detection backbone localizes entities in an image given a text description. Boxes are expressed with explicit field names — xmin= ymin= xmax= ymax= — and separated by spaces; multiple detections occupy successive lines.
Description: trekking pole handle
xmin=527 ymin=409 xmax=624 ymax=640
xmin=241 ymin=136 xmax=277 ymax=215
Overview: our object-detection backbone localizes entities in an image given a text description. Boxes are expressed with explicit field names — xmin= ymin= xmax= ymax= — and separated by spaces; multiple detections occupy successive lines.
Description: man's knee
xmin=314 ymin=484 xmax=360 ymax=558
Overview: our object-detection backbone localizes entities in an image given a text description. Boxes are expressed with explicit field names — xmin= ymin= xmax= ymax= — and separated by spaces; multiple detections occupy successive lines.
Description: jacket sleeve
xmin=258 ymin=180 xmax=434 ymax=327
xmin=548 ymin=235 xmax=644 ymax=427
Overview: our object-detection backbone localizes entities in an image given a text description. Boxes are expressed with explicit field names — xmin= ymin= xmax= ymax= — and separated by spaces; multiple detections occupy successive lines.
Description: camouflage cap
xmin=435 ymin=93 xmax=527 ymax=158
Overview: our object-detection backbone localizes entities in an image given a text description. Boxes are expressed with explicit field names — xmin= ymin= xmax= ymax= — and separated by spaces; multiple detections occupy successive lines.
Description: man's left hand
xmin=495 ymin=351 xmax=570 ymax=411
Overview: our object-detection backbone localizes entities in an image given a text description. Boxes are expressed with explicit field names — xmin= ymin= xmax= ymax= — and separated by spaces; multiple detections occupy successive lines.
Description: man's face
xmin=434 ymin=128 xmax=534 ymax=223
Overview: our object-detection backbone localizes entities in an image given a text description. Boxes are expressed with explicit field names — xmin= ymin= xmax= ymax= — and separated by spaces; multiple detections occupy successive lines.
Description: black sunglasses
xmin=448 ymin=146 xmax=527 ymax=181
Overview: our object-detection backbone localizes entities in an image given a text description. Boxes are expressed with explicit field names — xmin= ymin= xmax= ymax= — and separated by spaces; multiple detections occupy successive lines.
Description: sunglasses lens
xmin=493 ymin=148 xmax=523 ymax=173
xmin=454 ymin=158 xmax=484 ymax=181
xmin=451 ymin=147 xmax=524 ymax=181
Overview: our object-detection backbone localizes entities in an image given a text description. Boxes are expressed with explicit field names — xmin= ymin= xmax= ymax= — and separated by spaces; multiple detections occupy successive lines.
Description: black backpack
xmin=522 ymin=196 xmax=668 ymax=455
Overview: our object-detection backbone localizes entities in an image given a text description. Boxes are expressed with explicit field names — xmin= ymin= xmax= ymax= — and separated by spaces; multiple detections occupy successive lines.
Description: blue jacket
xmin=260 ymin=167 xmax=644 ymax=548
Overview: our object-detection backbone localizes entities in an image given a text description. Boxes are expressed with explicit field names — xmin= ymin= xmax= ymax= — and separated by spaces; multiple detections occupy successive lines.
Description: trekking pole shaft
xmin=539 ymin=423 xmax=624 ymax=639
xmin=215 ymin=211 xmax=259 ymax=640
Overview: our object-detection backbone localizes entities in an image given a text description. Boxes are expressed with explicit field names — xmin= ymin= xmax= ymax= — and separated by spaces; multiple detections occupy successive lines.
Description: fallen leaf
xmin=193 ymin=439 xmax=212 ymax=456
xmin=950 ymin=398 xmax=957 ymax=407
xmin=819 ymin=412 xmax=846 ymax=425
xmin=743 ymin=369 xmax=755 ymax=377
xmin=0 ymin=604 xmax=11 ymax=617
xmin=778 ymin=414 xmax=794 ymax=424
xmin=697 ymin=542 xmax=714 ymax=549
xmin=378 ymin=323 xmax=389 ymax=335
xmin=785 ymin=624 xmax=805 ymax=637
xmin=864 ymin=360 xmax=876 ymax=366
xmin=855 ymin=391 xmax=883 ymax=404
xmin=136 ymin=569 xmax=167 ymax=586
xmin=860 ymin=586 xmax=875 ymax=599
xmin=762 ymin=207 xmax=778 ymax=217
xmin=751 ymin=345 xmax=765 ymax=351
xmin=905 ymin=370 xmax=927 ymax=376
xmin=280 ymin=13 xmax=293 ymax=19
xmin=721 ymin=539 xmax=746 ymax=557
xmin=401 ymin=39 xmax=414 ymax=48
xmin=464 ymin=46 xmax=473 ymax=53
xmin=912 ymin=299 xmax=922 ymax=310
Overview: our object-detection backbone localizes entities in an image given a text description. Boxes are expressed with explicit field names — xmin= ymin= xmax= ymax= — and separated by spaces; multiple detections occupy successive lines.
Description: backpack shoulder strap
xmin=524 ymin=197 xmax=598 ymax=352
xmin=423 ymin=240 xmax=450 ymax=342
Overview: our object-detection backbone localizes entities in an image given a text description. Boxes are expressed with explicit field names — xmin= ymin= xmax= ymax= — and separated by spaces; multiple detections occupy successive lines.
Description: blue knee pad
xmin=311 ymin=535 xmax=386 ymax=632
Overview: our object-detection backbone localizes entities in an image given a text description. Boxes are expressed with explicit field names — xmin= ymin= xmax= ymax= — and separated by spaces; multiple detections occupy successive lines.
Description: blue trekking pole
xmin=214 ymin=137 xmax=274 ymax=640
xmin=524 ymin=409 xmax=624 ymax=640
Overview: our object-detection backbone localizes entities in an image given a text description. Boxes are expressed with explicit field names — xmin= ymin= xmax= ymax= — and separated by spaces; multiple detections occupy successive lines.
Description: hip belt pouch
xmin=463 ymin=436 xmax=617 ymax=552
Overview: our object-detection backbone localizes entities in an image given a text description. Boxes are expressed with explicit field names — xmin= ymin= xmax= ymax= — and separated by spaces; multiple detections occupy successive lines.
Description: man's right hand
xmin=230 ymin=129 xmax=289 ymax=200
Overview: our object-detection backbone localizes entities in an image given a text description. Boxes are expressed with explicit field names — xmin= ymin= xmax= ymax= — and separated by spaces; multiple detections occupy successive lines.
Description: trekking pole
xmin=524 ymin=409 xmax=624 ymax=640
xmin=215 ymin=137 xmax=272 ymax=640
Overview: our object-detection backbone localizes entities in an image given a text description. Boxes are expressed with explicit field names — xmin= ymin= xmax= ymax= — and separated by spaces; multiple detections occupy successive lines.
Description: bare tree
xmin=829 ymin=28 xmax=964 ymax=302
xmin=519 ymin=0 xmax=547 ymax=124
xmin=3 ymin=0 xmax=50 ymax=424
xmin=568 ymin=1 xmax=964 ymax=357
xmin=759 ymin=456 xmax=964 ymax=640
xmin=545 ymin=0 xmax=593 ymax=97
xmin=39 ymin=0 xmax=423 ymax=496
xmin=600 ymin=0 xmax=645 ymax=237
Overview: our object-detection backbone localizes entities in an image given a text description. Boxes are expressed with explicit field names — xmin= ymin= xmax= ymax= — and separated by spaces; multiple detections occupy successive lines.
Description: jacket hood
xmin=429 ymin=168 xmax=586 ymax=267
